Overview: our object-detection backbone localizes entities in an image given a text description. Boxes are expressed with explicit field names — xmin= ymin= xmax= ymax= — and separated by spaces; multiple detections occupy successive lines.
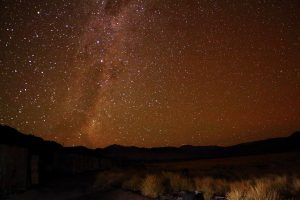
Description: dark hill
xmin=0 ymin=125 xmax=62 ymax=153
xmin=97 ymin=132 xmax=300 ymax=161
xmin=1 ymin=125 xmax=300 ymax=161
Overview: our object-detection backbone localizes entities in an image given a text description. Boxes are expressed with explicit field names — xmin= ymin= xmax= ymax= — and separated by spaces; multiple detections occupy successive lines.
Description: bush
xmin=194 ymin=177 xmax=215 ymax=200
xmin=122 ymin=175 xmax=144 ymax=191
xmin=226 ymin=189 xmax=244 ymax=200
xmin=245 ymin=180 xmax=280 ymax=200
xmin=227 ymin=180 xmax=252 ymax=200
xmin=141 ymin=174 xmax=166 ymax=198
xmin=93 ymin=170 xmax=300 ymax=200
xmin=195 ymin=177 xmax=230 ymax=199
xmin=292 ymin=177 xmax=300 ymax=195
xmin=226 ymin=176 xmax=289 ymax=200
xmin=163 ymin=172 xmax=195 ymax=192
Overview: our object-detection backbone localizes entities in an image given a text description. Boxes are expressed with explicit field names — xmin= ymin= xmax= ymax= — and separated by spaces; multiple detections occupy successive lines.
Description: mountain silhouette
xmin=1 ymin=125 xmax=300 ymax=161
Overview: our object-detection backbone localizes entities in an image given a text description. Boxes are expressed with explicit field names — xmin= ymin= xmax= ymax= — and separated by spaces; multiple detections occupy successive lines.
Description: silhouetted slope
xmin=290 ymin=131 xmax=300 ymax=139
xmin=0 ymin=125 xmax=62 ymax=153
xmin=1 ymin=125 xmax=300 ymax=161
xmin=97 ymin=132 xmax=300 ymax=161
xmin=0 ymin=125 xmax=113 ymax=196
xmin=0 ymin=125 xmax=97 ymax=156
xmin=225 ymin=132 xmax=300 ymax=156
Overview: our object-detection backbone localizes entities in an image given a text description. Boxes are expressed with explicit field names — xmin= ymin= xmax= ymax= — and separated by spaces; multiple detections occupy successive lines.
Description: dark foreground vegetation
xmin=93 ymin=151 xmax=300 ymax=199
xmin=1 ymin=125 xmax=300 ymax=199
xmin=0 ymin=125 xmax=113 ymax=198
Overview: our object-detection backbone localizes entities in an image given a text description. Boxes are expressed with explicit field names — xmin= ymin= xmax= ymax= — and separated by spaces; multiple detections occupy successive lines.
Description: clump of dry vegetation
xmin=194 ymin=177 xmax=229 ymax=199
xmin=122 ymin=175 xmax=144 ymax=191
xmin=226 ymin=176 xmax=300 ymax=200
xmin=246 ymin=181 xmax=280 ymax=200
xmin=93 ymin=169 xmax=300 ymax=200
xmin=227 ymin=179 xmax=252 ymax=199
xmin=229 ymin=179 xmax=280 ymax=200
xmin=194 ymin=177 xmax=214 ymax=199
xmin=141 ymin=174 xmax=166 ymax=198
xmin=162 ymin=171 xmax=195 ymax=192
xmin=292 ymin=178 xmax=300 ymax=195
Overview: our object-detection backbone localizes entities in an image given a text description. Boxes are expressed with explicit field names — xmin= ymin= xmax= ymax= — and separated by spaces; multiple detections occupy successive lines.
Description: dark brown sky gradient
xmin=0 ymin=0 xmax=300 ymax=148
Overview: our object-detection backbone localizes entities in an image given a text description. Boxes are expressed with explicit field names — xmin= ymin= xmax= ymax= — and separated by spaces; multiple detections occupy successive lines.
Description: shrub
xmin=163 ymin=172 xmax=195 ymax=192
xmin=93 ymin=170 xmax=299 ymax=200
xmin=270 ymin=175 xmax=289 ymax=196
xmin=227 ymin=180 xmax=252 ymax=200
xmin=122 ymin=175 xmax=143 ymax=191
xmin=212 ymin=178 xmax=229 ymax=195
xmin=245 ymin=180 xmax=280 ymax=200
xmin=194 ymin=177 xmax=215 ymax=200
xmin=227 ymin=177 xmax=281 ymax=200
xmin=291 ymin=176 xmax=300 ymax=195
xmin=141 ymin=174 xmax=166 ymax=198
xmin=226 ymin=189 xmax=245 ymax=200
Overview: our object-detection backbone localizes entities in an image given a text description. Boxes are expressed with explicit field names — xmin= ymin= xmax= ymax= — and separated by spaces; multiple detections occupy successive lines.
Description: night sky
xmin=0 ymin=0 xmax=299 ymax=148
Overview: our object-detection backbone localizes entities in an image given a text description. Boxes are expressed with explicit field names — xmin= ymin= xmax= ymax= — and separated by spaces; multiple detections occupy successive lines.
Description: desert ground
xmin=146 ymin=151 xmax=300 ymax=177
xmin=7 ymin=151 xmax=300 ymax=200
xmin=8 ymin=172 xmax=151 ymax=200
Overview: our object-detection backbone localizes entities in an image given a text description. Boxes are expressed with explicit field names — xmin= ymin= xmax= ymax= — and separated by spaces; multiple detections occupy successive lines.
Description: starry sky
xmin=0 ymin=0 xmax=300 ymax=148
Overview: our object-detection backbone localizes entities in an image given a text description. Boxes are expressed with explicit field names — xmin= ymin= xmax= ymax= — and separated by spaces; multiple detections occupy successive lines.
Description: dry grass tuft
xmin=227 ymin=180 xmax=252 ymax=200
xmin=122 ymin=175 xmax=144 ymax=192
xmin=194 ymin=177 xmax=215 ymax=200
xmin=93 ymin=169 xmax=300 ymax=200
xmin=291 ymin=176 xmax=300 ymax=196
xmin=141 ymin=174 xmax=166 ymax=198
xmin=245 ymin=180 xmax=280 ymax=200
xmin=226 ymin=189 xmax=244 ymax=200
xmin=195 ymin=177 xmax=229 ymax=199
xmin=162 ymin=172 xmax=195 ymax=192
xmin=227 ymin=176 xmax=289 ymax=200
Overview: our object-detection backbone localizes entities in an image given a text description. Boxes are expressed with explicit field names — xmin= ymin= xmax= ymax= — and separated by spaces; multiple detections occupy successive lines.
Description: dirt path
xmin=7 ymin=172 xmax=151 ymax=200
